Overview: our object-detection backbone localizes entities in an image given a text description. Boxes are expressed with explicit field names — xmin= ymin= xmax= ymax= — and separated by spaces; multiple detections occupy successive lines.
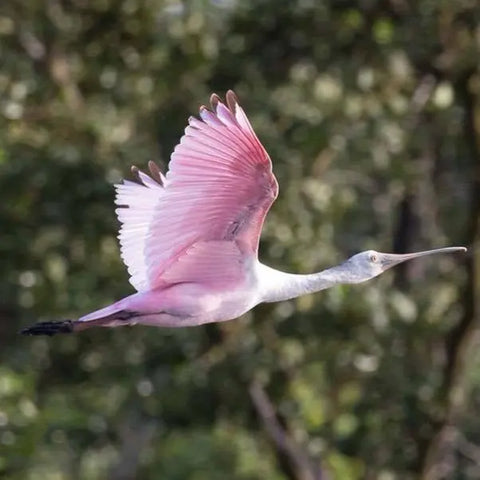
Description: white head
xmin=341 ymin=246 xmax=467 ymax=284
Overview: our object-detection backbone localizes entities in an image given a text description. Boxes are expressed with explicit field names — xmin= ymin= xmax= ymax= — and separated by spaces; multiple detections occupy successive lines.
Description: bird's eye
xmin=369 ymin=254 xmax=378 ymax=263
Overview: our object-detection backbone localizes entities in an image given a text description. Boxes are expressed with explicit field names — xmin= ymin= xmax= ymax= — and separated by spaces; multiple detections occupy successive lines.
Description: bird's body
xmin=79 ymin=258 xmax=261 ymax=328
xmin=22 ymin=91 xmax=466 ymax=336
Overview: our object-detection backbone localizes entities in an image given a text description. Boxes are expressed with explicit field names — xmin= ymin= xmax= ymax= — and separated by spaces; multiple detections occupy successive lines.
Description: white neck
xmin=257 ymin=262 xmax=358 ymax=303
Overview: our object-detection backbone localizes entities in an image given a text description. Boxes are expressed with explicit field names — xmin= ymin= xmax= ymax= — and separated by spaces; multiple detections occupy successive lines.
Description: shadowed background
xmin=0 ymin=1 xmax=479 ymax=479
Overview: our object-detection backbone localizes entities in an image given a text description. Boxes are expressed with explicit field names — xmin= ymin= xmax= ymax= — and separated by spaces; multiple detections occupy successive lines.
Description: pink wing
xmin=115 ymin=91 xmax=278 ymax=292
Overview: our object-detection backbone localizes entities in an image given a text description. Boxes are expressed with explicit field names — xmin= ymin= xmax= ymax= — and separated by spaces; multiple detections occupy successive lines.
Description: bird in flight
xmin=22 ymin=91 xmax=466 ymax=336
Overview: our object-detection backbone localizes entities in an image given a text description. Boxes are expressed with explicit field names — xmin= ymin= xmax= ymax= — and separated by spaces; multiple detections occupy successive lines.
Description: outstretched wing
xmin=115 ymin=91 xmax=278 ymax=292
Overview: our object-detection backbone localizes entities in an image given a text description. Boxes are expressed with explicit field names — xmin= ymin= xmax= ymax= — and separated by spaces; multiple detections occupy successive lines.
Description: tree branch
xmin=249 ymin=379 xmax=327 ymax=480
xmin=108 ymin=413 xmax=156 ymax=480
xmin=420 ymin=67 xmax=480 ymax=480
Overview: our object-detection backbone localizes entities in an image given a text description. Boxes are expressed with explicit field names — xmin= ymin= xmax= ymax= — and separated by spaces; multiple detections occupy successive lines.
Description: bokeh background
xmin=1 ymin=1 xmax=479 ymax=479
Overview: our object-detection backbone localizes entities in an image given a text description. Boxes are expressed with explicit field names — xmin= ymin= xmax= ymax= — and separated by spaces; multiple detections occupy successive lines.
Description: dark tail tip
xmin=20 ymin=320 xmax=75 ymax=336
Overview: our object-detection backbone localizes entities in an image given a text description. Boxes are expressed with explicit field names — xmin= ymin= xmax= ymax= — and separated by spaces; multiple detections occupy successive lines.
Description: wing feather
xmin=114 ymin=169 xmax=165 ymax=291
xmin=115 ymin=91 xmax=278 ymax=292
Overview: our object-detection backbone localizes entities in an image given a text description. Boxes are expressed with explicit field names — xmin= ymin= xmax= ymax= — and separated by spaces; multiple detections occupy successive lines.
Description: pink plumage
xmin=76 ymin=91 xmax=280 ymax=329
xmin=116 ymin=91 xmax=278 ymax=293
xmin=21 ymin=91 xmax=466 ymax=336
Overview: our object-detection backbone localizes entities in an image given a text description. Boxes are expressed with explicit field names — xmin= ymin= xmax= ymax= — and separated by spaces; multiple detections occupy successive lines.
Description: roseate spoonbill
xmin=21 ymin=91 xmax=466 ymax=336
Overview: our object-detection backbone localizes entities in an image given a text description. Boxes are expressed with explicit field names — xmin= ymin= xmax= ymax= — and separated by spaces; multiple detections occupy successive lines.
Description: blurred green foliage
xmin=1 ymin=0 xmax=479 ymax=479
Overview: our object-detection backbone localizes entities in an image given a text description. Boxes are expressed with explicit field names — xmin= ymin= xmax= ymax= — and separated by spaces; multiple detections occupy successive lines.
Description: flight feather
xmin=114 ymin=91 xmax=278 ymax=292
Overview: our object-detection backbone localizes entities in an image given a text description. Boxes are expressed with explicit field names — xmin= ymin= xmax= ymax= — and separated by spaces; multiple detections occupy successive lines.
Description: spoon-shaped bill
xmin=379 ymin=246 xmax=467 ymax=271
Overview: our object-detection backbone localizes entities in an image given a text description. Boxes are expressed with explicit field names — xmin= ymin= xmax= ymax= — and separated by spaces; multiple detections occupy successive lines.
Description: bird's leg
xmin=21 ymin=320 xmax=75 ymax=336
xmin=20 ymin=310 xmax=143 ymax=336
